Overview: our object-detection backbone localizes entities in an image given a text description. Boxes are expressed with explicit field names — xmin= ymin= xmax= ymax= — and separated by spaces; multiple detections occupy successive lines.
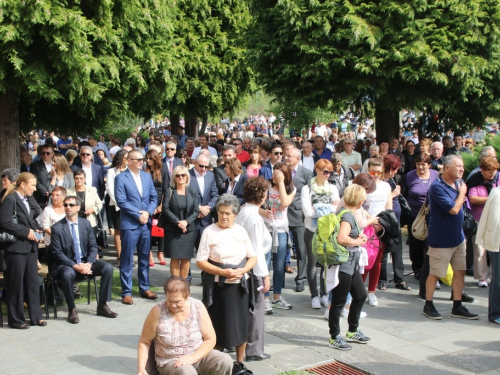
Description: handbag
xmin=0 ymin=200 xmax=18 ymax=243
xmin=151 ymin=216 xmax=164 ymax=237
xmin=363 ymin=225 xmax=383 ymax=270
xmin=462 ymin=199 xmax=477 ymax=238
xmin=398 ymin=195 xmax=412 ymax=216
xmin=412 ymin=197 xmax=430 ymax=241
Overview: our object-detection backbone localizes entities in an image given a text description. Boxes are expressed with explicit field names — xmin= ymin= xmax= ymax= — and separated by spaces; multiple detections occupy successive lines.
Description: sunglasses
xmin=129 ymin=158 xmax=145 ymax=162
xmin=322 ymin=170 xmax=332 ymax=175
xmin=197 ymin=164 xmax=209 ymax=169
xmin=175 ymin=174 xmax=187 ymax=178
xmin=41 ymin=152 xmax=53 ymax=156
xmin=63 ymin=203 xmax=78 ymax=207
xmin=80 ymin=153 xmax=92 ymax=157
xmin=273 ymin=152 xmax=283 ymax=156
xmin=145 ymin=157 xmax=154 ymax=161
xmin=369 ymin=171 xmax=382 ymax=176
xmin=166 ymin=148 xmax=176 ymax=151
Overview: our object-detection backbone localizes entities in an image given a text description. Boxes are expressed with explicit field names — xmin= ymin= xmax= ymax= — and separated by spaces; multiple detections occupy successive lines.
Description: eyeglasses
xmin=369 ymin=171 xmax=382 ymax=176
xmin=273 ymin=152 xmax=283 ymax=156
xmin=63 ymin=203 xmax=78 ymax=207
xmin=175 ymin=174 xmax=187 ymax=178
xmin=129 ymin=158 xmax=145 ymax=162
xmin=322 ymin=170 xmax=332 ymax=176
xmin=344 ymin=142 xmax=352 ymax=145
xmin=80 ymin=153 xmax=92 ymax=157
xmin=145 ymin=157 xmax=154 ymax=161
xmin=41 ymin=152 xmax=53 ymax=156
xmin=197 ymin=164 xmax=208 ymax=169
xmin=166 ymin=148 xmax=176 ymax=151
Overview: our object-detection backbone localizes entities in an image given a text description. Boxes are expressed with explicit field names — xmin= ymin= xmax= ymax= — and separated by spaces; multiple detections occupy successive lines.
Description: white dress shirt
xmin=131 ymin=170 xmax=143 ymax=196
xmin=82 ymin=164 xmax=93 ymax=188
xmin=193 ymin=169 xmax=205 ymax=198
xmin=302 ymin=154 xmax=315 ymax=172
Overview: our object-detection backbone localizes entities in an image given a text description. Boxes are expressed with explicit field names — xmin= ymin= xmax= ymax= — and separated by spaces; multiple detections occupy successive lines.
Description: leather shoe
xmin=68 ymin=308 xmax=79 ymax=324
xmin=450 ymin=292 xmax=475 ymax=303
xmin=97 ymin=303 xmax=118 ymax=318
xmin=285 ymin=266 xmax=294 ymax=274
xmin=122 ymin=295 xmax=134 ymax=305
xmin=140 ymin=290 xmax=158 ymax=300
xmin=246 ymin=353 xmax=271 ymax=362
xmin=296 ymin=282 xmax=305 ymax=292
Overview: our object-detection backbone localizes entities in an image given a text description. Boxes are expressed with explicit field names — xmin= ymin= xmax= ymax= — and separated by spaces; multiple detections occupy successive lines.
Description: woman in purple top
xmin=467 ymin=156 xmax=500 ymax=288
xmin=403 ymin=153 xmax=439 ymax=278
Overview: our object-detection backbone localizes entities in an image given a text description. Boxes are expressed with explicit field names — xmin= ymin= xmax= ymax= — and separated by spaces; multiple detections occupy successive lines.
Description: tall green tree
xmin=0 ymin=0 xmax=178 ymax=170
xmin=247 ymin=0 xmax=500 ymax=141
xmin=166 ymin=0 xmax=253 ymax=136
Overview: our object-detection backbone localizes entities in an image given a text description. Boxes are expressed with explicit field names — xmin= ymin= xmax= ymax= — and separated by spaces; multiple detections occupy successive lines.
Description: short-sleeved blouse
xmin=41 ymin=205 xmax=66 ymax=246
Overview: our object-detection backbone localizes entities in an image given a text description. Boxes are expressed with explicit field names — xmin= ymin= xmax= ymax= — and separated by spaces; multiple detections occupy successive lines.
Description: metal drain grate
xmin=307 ymin=360 xmax=367 ymax=375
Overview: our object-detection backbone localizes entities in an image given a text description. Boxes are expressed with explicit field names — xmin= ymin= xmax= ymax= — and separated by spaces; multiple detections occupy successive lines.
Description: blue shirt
xmin=57 ymin=139 xmax=73 ymax=156
xmin=313 ymin=148 xmax=332 ymax=161
xmin=428 ymin=177 xmax=464 ymax=248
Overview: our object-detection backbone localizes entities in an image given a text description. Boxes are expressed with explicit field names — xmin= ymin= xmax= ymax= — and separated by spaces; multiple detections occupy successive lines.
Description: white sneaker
xmin=342 ymin=308 xmax=368 ymax=318
xmin=311 ymin=296 xmax=321 ymax=309
xmin=360 ymin=311 xmax=367 ymax=318
xmin=272 ymin=297 xmax=292 ymax=310
xmin=436 ymin=281 xmax=441 ymax=290
xmin=321 ymin=295 xmax=329 ymax=307
xmin=264 ymin=299 xmax=273 ymax=314
xmin=367 ymin=293 xmax=378 ymax=306
xmin=324 ymin=308 xmax=330 ymax=320
xmin=478 ymin=280 xmax=488 ymax=287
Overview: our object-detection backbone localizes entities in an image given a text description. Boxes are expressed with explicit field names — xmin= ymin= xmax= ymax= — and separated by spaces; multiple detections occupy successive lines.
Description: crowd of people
xmin=1 ymin=115 xmax=500 ymax=374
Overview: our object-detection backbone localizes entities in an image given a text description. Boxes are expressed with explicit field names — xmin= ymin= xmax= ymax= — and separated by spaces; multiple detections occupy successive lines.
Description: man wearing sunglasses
xmin=259 ymin=144 xmax=284 ymax=181
xmin=233 ymin=137 xmax=250 ymax=164
xmin=114 ymin=150 xmax=158 ymax=304
xmin=50 ymin=196 xmax=117 ymax=324
xmin=162 ymin=141 xmax=184 ymax=186
xmin=71 ymin=145 xmax=105 ymax=201
xmin=328 ymin=153 xmax=355 ymax=198
xmin=31 ymin=143 xmax=55 ymax=208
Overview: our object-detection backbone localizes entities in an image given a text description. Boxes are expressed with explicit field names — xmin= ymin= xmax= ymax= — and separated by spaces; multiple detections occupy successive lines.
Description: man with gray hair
xmin=162 ymin=141 xmax=183 ymax=187
xmin=214 ymin=145 xmax=236 ymax=195
xmin=72 ymin=145 xmax=105 ymax=200
xmin=430 ymin=142 xmax=444 ymax=171
xmin=423 ymin=155 xmax=478 ymax=320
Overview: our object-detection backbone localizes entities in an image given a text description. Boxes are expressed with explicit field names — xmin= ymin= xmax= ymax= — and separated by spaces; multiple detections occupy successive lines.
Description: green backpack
xmin=312 ymin=209 xmax=354 ymax=267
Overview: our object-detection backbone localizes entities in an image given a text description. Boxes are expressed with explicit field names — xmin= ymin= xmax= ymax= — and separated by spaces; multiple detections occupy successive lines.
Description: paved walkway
xmin=1 ymin=237 xmax=499 ymax=375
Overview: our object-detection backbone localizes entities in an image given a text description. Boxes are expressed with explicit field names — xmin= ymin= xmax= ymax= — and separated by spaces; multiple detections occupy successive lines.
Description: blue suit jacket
xmin=114 ymin=169 xmax=158 ymax=230
xmin=188 ymin=169 xmax=219 ymax=227
xmin=259 ymin=161 xmax=274 ymax=181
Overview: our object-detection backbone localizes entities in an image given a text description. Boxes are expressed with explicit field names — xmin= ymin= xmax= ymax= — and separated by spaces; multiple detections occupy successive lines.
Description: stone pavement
xmin=1 ymin=238 xmax=500 ymax=375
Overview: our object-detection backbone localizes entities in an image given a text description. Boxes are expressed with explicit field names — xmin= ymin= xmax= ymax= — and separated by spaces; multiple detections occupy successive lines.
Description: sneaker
xmin=264 ymin=299 xmax=273 ymax=315
xmin=324 ymin=308 xmax=330 ymax=320
xmin=311 ymin=296 xmax=321 ymax=309
xmin=320 ymin=295 xmax=329 ymax=307
xmin=367 ymin=293 xmax=378 ymax=306
xmin=360 ymin=311 xmax=367 ymax=318
xmin=272 ymin=297 xmax=292 ymax=310
xmin=328 ymin=335 xmax=352 ymax=351
xmin=490 ymin=318 xmax=500 ymax=325
xmin=346 ymin=329 xmax=371 ymax=344
xmin=436 ymin=281 xmax=441 ymax=290
xmin=451 ymin=305 xmax=479 ymax=320
xmin=450 ymin=292 xmax=475 ymax=303
xmin=423 ymin=304 xmax=442 ymax=320
xmin=478 ymin=280 xmax=488 ymax=288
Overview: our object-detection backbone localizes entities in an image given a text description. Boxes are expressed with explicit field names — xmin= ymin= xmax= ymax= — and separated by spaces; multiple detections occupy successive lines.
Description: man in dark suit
xmin=162 ymin=141 xmax=184 ymax=187
xmin=284 ymin=147 xmax=313 ymax=292
xmin=71 ymin=145 xmax=106 ymax=200
xmin=189 ymin=153 xmax=219 ymax=245
xmin=214 ymin=145 xmax=236 ymax=195
xmin=259 ymin=143 xmax=283 ymax=181
xmin=115 ymin=150 xmax=158 ymax=304
xmin=50 ymin=196 xmax=117 ymax=324
xmin=20 ymin=150 xmax=32 ymax=173
xmin=30 ymin=143 xmax=54 ymax=208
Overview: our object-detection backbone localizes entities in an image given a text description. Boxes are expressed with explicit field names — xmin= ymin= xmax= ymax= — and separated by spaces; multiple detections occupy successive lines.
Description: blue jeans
xmin=488 ymin=251 xmax=500 ymax=321
xmin=265 ymin=232 xmax=288 ymax=296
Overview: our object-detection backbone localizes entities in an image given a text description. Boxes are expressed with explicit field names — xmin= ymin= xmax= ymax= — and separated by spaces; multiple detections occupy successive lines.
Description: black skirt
xmin=208 ymin=282 xmax=249 ymax=348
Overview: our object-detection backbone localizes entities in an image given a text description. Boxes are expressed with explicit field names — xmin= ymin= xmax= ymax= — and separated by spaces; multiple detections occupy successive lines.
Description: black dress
xmin=164 ymin=193 xmax=197 ymax=259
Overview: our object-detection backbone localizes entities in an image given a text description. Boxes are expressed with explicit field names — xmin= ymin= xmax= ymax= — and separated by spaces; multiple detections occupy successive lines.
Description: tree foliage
xmin=247 ymin=0 xmax=500 ymax=138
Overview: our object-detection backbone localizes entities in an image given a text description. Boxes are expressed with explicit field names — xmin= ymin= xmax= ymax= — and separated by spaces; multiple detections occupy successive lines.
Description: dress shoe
xmin=10 ymin=323 xmax=30 ymax=330
xmin=97 ymin=303 xmax=118 ymax=318
xmin=285 ymin=265 xmax=294 ymax=274
xmin=122 ymin=295 xmax=134 ymax=305
xmin=296 ymin=282 xmax=305 ymax=292
xmin=68 ymin=308 xmax=80 ymax=324
xmin=140 ymin=290 xmax=158 ymax=300
xmin=31 ymin=320 xmax=47 ymax=327
xmin=224 ymin=347 xmax=236 ymax=353
xmin=246 ymin=353 xmax=271 ymax=361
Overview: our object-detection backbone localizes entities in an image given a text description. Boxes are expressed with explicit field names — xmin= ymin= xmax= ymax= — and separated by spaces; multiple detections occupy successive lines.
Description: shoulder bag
xmin=0 ymin=198 xmax=18 ymax=243
xmin=411 ymin=197 xmax=430 ymax=241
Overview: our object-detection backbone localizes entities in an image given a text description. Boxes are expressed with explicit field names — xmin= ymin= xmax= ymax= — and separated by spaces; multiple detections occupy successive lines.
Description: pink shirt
xmin=246 ymin=165 xmax=261 ymax=178
xmin=468 ymin=183 xmax=498 ymax=221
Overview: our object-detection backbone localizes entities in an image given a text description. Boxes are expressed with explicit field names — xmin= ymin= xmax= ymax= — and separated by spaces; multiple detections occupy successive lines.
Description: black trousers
xmin=407 ymin=215 xmax=427 ymax=273
xmin=328 ymin=270 xmax=367 ymax=338
xmin=5 ymin=250 xmax=43 ymax=327
xmin=52 ymin=260 xmax=113 ymax=310
xmin=290 ymin=226 xmax=307 ymax=284
xmin=379 ymin=236 xmax=405 ymax=284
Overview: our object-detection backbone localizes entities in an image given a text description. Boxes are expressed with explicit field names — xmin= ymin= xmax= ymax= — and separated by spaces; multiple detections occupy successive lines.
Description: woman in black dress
xmin=160 ymin=166 xmax=199 ymax=278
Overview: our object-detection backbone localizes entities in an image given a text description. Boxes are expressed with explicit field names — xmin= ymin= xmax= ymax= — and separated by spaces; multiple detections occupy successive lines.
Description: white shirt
xmin=191 ymin=146 xmax=218 ymax=159
xmin=131 ymin=170 xmax=143 ymax=196
xmin=340 ymin=150 xmax=362 ymax=174
xmin=193 ymin=169 xmax=205 ymax=198
xmin=44 ymin=161 xmax=53 ymax=174
xmin=226 ymin=174 xmax=241 ymax=195
xmin=82 ymin=164 xmax=93 ymax=188
xmin=234 ymin=203 xmax=271 ymax=277
xmin=366 ymin=181 xmax=392 ymax=216
xmin=302 ymin=154 xmax=315 ymax=172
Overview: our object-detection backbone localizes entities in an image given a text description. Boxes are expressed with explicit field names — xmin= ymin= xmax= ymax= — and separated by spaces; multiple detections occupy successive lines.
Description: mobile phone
xmin=34 ymin=232 xmax=44 ymax=241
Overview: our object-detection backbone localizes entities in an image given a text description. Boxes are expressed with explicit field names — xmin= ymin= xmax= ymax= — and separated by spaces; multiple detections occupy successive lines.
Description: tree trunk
xmin=0 ymin=92 xmax=20 ymax=171
xmin=185 ymin=116 xmax=199 ymax=138
xmin=375 ymin=101 xmax=400 ymax=142
xmin=170 ymin=113 xmax=180 ymax=136
xmin=199 ymin=114 xmax=208 ymax=136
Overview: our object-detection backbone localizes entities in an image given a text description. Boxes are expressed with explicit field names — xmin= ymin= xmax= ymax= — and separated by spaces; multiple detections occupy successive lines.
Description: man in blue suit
xmin=189 ymin=153 xmax=219 ymax=246
xmin=259 ymin=143 xmax=284 ymax=182
xmin=115 ymin=150 xmax=158 ymax=304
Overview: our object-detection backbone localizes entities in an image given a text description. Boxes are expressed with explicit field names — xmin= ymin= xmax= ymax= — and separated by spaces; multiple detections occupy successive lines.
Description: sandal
xmin=395 ymin=282 xmax=411 ymax=291
xmin=378 ymin=281 xmax=387 ymax=291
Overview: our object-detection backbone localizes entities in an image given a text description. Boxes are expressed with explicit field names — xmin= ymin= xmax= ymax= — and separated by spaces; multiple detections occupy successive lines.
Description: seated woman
xmin=137 ymin=277 xmax=233 ymax=375
xmin=196 ymin=194 xmax=257 ymax=373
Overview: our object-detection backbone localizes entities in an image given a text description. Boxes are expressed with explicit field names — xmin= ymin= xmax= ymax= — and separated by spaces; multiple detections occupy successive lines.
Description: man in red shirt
xmin=185 ymin=137 xmax=195 ymax=158
xmin=233 ymin=137 xmax=250 ymax=163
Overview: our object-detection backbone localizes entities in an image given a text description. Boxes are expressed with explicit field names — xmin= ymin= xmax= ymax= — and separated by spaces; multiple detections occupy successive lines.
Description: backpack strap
xmin=337 ymin=209 xmax=361 ymax=235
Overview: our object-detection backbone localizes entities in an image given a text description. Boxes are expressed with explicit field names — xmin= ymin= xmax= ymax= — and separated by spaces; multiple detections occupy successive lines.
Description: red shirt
xmin=186 ymin=149 xmax=194 ymax=158
xmin=236 ymin=150 xmax=250 ymax=163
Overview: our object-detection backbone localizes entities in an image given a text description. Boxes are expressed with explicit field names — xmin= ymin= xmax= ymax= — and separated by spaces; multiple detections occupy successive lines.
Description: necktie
xmin=169 ymin=160 xmax=173 ymax=176
xmin=71 ymin=223 xmax=82 ymax=264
